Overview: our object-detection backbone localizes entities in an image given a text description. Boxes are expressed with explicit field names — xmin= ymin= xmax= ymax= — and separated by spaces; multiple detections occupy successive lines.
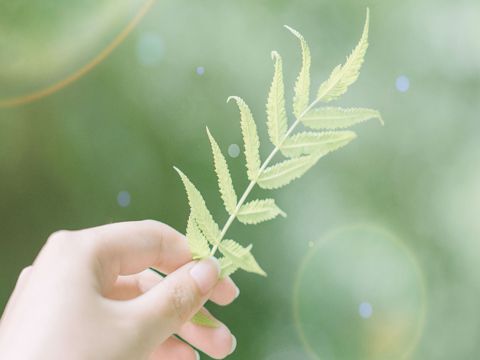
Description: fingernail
xmin=194 ymin=350 xmax=200 ymax=360
xmin=234 ymin=286 xmax=240 ymax=299
xmin=190 ymin=257 xmax=220 ymax=295
xmin=230 ymin=335 xmax=237 ymax=354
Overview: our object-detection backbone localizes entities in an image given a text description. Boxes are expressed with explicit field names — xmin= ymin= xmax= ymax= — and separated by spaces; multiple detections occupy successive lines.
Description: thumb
xmin=132 ymin=257 xmax=220 ymax=338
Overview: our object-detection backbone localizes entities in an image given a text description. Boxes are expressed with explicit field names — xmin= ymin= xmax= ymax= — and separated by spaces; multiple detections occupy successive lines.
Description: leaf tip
xmin=227 ymin=96 xmax=242 ymax=106
xmin=271 ymin=50 xmax=281 ymax=61
xmin=173 ymin=166 xmax=188 ymax=182
xmin=284 ymin=25 xmax=301 ymax=39
xmin=206 ymin=126 xmax=212 ymax=137
xmin=364 ymin=8 xmax=370 ymax=33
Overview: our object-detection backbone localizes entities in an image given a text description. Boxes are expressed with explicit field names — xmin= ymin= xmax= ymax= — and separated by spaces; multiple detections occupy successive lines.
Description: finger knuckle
xmin=165 ymin=283 xmax=196 ymax=323
xmin=17 ymin=266 xmax=32 ymax=282
xmin=46 ymin=230 xmax=97 ymax=258
xmin=20 ymin=265 xmax=32 ymax=275
xmin=140 ymin=219 xmax=171 ymax=238
xmin=140 ymin=219 xmax=163 ymax=228
xmin=46 ymin=230 xmax=73 ymax=248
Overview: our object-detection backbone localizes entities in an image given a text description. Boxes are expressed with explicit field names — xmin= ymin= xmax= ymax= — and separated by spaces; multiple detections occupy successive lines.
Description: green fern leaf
xmin=175 ymin=167 xmax=220 ymax=245
xmin=174 ymin=12 xmax=381 ymax=285
xmin=219 ymin=256 xmax=239 ymax=278
xmin=228 ymin=96 xmax=261 ymax=181
xmin=206 ymin=128 xmax=238 ymax=214
xmin=186 ymin=214 xmax=211 ymax=259
xmin=219 ymin=240 xmax=267 ymax=276
xmin=191 ymin=310 xmax=220 ymax=328
xmin=281 ymin=131 xmax=357 ymax=158
xmin=237 ymin=199 xmax=286 ymax=224
xmin=266 ymin=51 xmax=288 ymax=146
xmin=285 ymin=26 xmax=311 ymax=118
xmin=316 ymin=9 xmax=370 ymax=102
xmin=257 ymin=155 xmax=319 ymax=189
xmin=302 ymin=107 xmax=383 ymax=130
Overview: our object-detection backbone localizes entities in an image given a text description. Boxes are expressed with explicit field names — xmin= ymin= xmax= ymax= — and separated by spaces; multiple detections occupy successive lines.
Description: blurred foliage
xmin=1 ymin=0 xmax=480 ymax=359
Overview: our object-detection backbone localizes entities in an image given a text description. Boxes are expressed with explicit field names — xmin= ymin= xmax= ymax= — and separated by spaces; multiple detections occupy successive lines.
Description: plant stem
xmin=210 ymin=97 xmax=321 ymax=257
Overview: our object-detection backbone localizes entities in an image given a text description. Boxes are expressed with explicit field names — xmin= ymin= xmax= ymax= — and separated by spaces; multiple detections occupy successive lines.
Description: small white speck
xmin=196 ymin=66 xmax=205 ymax=75
xmin=395 ymin=75 xmax=410 ymax=92
xmin=228 ymin=144 xmax=240 ymax=158
xmin=359 ymin=302 xmax=373 ymax=319
xmin=117 ymin=191 xmax=131 ymax=208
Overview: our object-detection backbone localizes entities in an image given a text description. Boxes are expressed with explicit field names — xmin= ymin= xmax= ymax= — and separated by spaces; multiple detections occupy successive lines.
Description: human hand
xmin=0 ymin=220 xmax=238 ymax=359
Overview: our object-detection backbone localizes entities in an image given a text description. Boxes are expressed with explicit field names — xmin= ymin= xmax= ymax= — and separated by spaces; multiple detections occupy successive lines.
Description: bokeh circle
xmin=293 ymin=224 xmax=426 ymax=360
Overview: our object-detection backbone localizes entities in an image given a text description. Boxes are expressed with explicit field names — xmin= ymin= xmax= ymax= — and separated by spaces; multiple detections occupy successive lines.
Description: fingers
xmin=149 ymin=336 xmax=199 ymax=360
xmin=107 ymin=269 xmax=239 ymax=306
xmin=41 ymin=220 xmax=242 ymax=302
xmin=108 ymin=268 xmax=235 ymax=359
xmin=105 ymin=269 xmax=162 ymax=300
xmin=41 ymin=220 xmax=192 ymax=289
xmin=210 ymin=277 xmax=239 ymax=306
xmin=82 ymin=220 xmax=191 ymax=274
xmin=178 ymin=319 xmax=236 ymax=360
xmin=0 ymin=266 xmax=32 ymax=326
xmin=130 ymin=258 xmax=220 ymax=341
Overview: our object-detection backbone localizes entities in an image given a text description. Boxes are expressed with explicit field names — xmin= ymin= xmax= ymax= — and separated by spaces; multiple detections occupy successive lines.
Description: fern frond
xmin=174 ymin=167 xmax=220 ymax=245
xmin=228 ymin=96 xmax=261 ymax=181
xmin=266 ymin=51 xmax=288 ymax=146
xmin=257 ymin=155 xmax=319 ymax=189
xmin=175 ymin=11 xmax=381 ymax=285
xmin=285 ymin=26 xmax=311 ymax=118
xmin=186 ymin=214 xmax=210 ymax=259
xmin=206 ymin=128 xmax=238 ymax=214
xmin=219 ymin=256 xmax=239 ymax=278
xmin=237 ymin=199 xmax=286 ymax=225
xmin=281 ymin=131 xmax=357 ymax=158
xmin=219 ymin=240 xmax=266 ymax=276
xmin=302 ymin=107 xmax=383 ymax=129
xmin=316 ymin=9 xmax=370 ymax=102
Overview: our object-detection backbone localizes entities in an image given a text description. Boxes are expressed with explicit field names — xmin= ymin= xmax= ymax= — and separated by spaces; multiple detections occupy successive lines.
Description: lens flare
xmin=0 ymin=0 xmax=156 ymax=109
xmin=293 ymin=224 xmax=426 ymax=360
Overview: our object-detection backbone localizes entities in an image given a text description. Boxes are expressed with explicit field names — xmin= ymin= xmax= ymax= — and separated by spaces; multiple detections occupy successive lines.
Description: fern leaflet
xmin=281 ymin=131 xmax=357 ymax=158
xmin=228 ymin=96 xmax=261 ymax=180
xmin=219 ymin=240 xmax=266 ymax=276
xmin=285 ymin=25 xmax=311 ymax=118
xmin=237 ymin=199 xmax=286 ymax=224
xmin=316 ymin=9 xmax=370 ymax=102
xmin=302 ymin=107 xmax=383 ymax=130
xmin=206 ymin=128 xmax=237 ymax=214
xmin=266 ymin=51 xmax=288 ymax=146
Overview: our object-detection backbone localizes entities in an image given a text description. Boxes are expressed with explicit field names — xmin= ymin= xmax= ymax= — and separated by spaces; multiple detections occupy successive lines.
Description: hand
xmin=0 ymin=220 xmax=238 ymax=359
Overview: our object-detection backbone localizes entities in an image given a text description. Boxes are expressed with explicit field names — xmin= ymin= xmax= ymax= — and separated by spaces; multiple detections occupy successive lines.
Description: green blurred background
xmin=1 ymin=0 xmax=479 ymax=358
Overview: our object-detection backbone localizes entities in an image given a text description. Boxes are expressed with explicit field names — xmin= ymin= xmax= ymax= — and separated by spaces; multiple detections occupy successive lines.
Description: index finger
xmin=40 ymin=220 xmax=239 ymax=297
xmin=40 ymin=220 xmax=191 ymax=290
xmin=82 ymin=220 xmax=192 ymax=276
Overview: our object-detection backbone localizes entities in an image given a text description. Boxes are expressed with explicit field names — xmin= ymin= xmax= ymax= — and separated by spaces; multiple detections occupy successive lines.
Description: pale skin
xmin=0 ymin=220 xmax=238 ymax=359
